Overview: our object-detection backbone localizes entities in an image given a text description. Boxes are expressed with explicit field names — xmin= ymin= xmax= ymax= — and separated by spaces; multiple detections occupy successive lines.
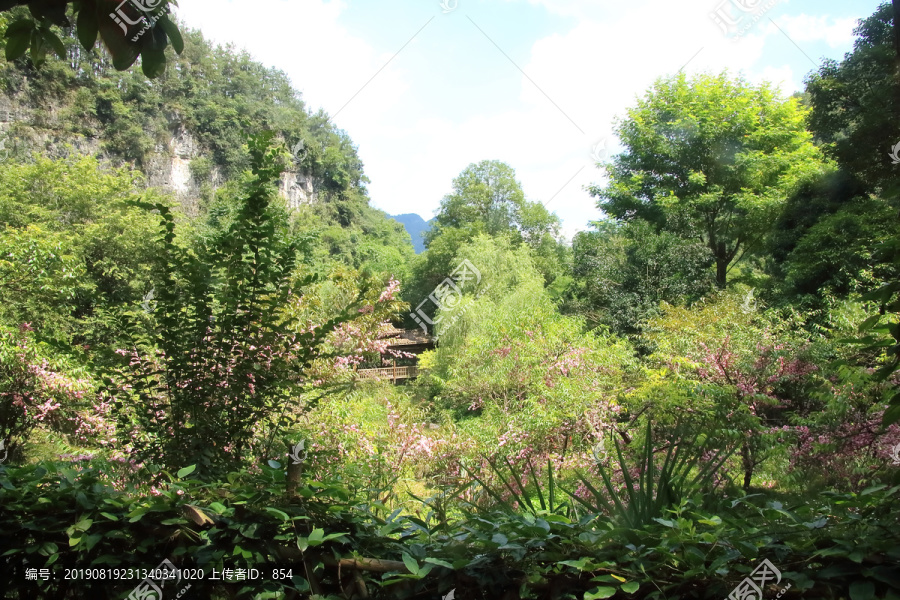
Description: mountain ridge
xmin=390 ymin=213 xmax=432 ymax=254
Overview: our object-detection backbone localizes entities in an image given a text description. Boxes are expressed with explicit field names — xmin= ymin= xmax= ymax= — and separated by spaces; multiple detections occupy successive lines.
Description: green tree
xmin=417 ymin=235 xmax=634 ymax=458
xmin=0 ymin=225 xmax=81 ymax=337
xmin=802 ymin=3 xmax=900 ymax=425
xmin=425 ymin=160 xmax=560 ymax=247
xmin=411 ymin=161 xmax=565 ymax=313
xmin=568 ymin=219 xmax=715 ymax=336
xmin=590 ymin=72 xmax=827 ymax=289
xmin=779 ymin=196 xmax=896 ymax=301
xmin=0 ymin=155 xmax=162 ymax=350
xmin=805 ymin=2 xmax=900 ymax=199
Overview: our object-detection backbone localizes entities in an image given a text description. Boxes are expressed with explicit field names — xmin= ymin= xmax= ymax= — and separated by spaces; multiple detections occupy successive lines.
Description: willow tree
xmin=590 ymin=72 xmax=827 ymax=289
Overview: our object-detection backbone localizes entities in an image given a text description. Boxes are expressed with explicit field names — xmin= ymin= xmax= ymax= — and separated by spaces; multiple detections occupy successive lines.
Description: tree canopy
xmin=426 ymin=160 xmax=560 ymax=246
xmin=590 ymin=72 xmax=827 ymax=288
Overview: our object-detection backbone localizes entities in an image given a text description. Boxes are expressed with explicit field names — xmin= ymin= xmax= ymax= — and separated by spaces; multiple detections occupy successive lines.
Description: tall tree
xmin=410 ymin=160 xmax=564 ymax=310
xmin=804 ymin=2 xmax=900 ymax=426
xmin=569 ymin=220 xmax=715 ymax=336
xmin=425 ymin=160 xmax=560 ymax=247
xmin=806 ymin=2 xmax=900 ymax=200
xmin=590 ymin=72 xmax=826 ymax=288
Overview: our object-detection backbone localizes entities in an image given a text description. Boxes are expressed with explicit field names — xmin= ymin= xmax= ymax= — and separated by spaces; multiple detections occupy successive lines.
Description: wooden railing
xmin=385 ymin=337 xmax=428 ymax=347
xmin=356 ymin=365 xmax=419 ymax=381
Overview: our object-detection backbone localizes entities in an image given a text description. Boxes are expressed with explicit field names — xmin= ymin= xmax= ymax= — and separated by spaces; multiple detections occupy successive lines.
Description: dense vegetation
xmin=0 ymin=3 xmax=899 ymax=600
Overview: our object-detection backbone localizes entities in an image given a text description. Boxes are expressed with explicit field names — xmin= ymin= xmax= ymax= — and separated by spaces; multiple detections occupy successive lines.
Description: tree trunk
xmin=741 ymin=441 xmax=753 ymax=491
xmin=716 ymin=258 xmax=728 ymax=290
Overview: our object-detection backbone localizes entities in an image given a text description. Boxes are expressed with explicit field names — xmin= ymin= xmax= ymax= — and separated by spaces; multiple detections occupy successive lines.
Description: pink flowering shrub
xmin=0 ymin=324 xmax=99 ymax=461
xmin=781 ymin=366 xmax=900 ymax=490
xmin=287 ymin=269 xmax=411 ymax=385
xmin=644 ymin=293 xmax=822 ymax=489
xmin=781 ymin=414 xmax=900 ymax=490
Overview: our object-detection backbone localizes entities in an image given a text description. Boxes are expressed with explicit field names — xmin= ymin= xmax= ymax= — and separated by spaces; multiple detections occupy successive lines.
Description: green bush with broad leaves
xmin=1 ymin=444 xmax=899 ymax=599
xmin=112 ymin=132 xmax=360 ymax=480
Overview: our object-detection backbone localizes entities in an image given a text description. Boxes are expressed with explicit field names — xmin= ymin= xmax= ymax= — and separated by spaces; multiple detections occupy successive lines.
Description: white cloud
xmin=755 ymin=65 xmax=799 ymax=94
xmin=173 ymin=0 xmax=409 ymax=121
xmin=769 ymin=14 xmax=858 ymax=47
xmin=496 ymin=0 xmax=596 ymax=18
xmin=470 ymin=0 xmax=780 ymax=235
xmin=166 ymin=0 xmax=860 ymax=238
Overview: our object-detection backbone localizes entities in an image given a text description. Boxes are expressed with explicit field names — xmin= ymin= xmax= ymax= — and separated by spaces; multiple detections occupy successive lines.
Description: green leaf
xmin=401 ymin=552 xmax=419 ymax=576
xmin=40 ymin=27 xmax=66 ymax=58
xmin=73 ymin=518 xmax=93 ymax=532
xmin=38 ymin=542 xmax=58 ymax=556
xmin=621 ymin=581 xmax=640 ymax=594
xmin=140 ymin=32 xmax=167 ymax=78
xmin=308 ymin=528 xmax=324 ymax=542
xmin=858 ymin=314 xmax=882 ymax=332
xmin=882 ymin=402 xmax=900 ymax=427
xmin=4 ymin=20 xmax=33 ymax=61
xmin=84 ymin=534 xmax=102 ymax=551
xmin=559 ymin=558 xmax=592 ymax=571
xmin=127 ymin=507 xmax=149 ymax=523
xmin=265 ymin=507 xmax=290 ymax=521
xmin=176 ymin=464 xmax=196 ymax=479
xmin=585 ymin=586 xmax=617 ymax=599
xmin=159 ymin=15 xmax=183 ymax=53
xmin=76 ymin=6 xmax=98 ymax=50
xmin=849 ymin=581 xmax=875 ymax=600
xmin=4 ymin=19 xmax=34 ymax=37
xmin=30 ymin=30 xmax=46 ymax=67
xmin=423 ymin=558 xmax=454 ymax=569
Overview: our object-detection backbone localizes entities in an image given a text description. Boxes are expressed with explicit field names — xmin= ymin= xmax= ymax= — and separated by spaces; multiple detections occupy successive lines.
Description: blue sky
xmin=177 ymin=0 xmax=881 ymax=240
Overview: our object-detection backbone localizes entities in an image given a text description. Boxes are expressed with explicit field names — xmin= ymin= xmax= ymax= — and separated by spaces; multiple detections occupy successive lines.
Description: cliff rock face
xmin=279 ymin=168 xmax=318 ymax=210
xmin=143 ymin=125 xmax=222 ymax=216
xmin=0 ymin=100 xmax=102 ymax=160
xmin=0 ymin=98 xmax=318 ymax=213
xmin=145 ymin=126 xmax=318 ymax=213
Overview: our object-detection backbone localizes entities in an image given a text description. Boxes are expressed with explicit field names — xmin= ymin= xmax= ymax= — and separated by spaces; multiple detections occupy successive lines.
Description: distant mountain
xmin=391 ymin=213 xmax=432 ymax=254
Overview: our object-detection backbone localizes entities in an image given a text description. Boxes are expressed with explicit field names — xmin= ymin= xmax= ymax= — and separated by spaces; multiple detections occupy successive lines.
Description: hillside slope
xmin=0 ymin=12 xmax=413 ymax=275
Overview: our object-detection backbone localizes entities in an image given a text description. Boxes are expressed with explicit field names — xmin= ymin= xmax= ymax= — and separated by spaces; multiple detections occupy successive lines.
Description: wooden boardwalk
xmin=352 ymin=328 xmax=432 ymax=382
xmin=356 ymin=365 xmax=419 ymax=381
